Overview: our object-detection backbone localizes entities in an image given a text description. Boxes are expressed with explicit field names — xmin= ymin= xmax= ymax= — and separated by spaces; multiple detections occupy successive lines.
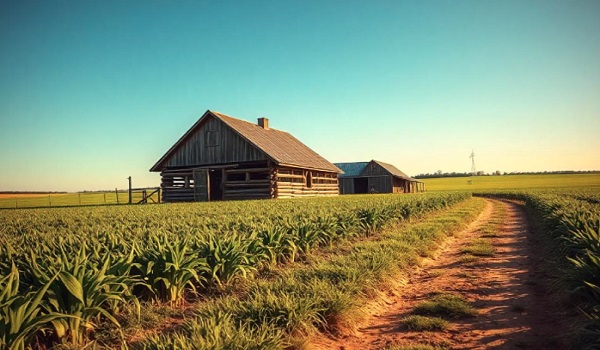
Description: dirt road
xmin=312 ymin=199 xmax=567 ymax=350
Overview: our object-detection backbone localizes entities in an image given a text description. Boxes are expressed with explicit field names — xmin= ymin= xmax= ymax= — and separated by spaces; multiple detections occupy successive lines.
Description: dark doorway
xmin=354 ymin=177 xmax=368 ymax=194
xmin=209 ymin=169 xmax=223 ymax=200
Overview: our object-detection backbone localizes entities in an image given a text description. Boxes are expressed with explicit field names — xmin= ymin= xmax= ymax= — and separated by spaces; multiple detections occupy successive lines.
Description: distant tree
xmin=495 ymin=170 xmax=502 ymax=176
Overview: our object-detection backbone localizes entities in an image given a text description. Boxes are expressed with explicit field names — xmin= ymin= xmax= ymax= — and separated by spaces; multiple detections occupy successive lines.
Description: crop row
xmin=0 ymin=192 xmax=470 ymax=349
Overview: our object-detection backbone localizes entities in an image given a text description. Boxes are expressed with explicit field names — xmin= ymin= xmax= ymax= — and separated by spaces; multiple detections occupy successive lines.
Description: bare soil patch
xmin=311 ymin=199 xmax=567 ymax=349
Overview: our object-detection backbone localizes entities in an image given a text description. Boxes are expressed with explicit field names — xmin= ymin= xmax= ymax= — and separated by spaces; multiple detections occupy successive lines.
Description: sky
xmin=1 ymin=0 xmax=599 ymax=191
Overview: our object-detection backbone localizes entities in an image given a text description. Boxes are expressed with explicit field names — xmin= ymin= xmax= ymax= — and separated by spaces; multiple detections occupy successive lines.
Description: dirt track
xmin=312 ymin=199 xmax=566 ymax=350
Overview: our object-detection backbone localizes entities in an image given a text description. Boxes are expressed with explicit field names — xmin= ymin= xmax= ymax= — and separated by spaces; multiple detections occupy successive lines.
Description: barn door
xmin=193 ymin=168 xmax=210 ymax=201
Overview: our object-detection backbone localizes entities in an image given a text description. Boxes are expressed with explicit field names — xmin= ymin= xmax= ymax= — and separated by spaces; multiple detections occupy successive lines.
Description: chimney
xmin=257 ymin=117 xmax=269 ymax=130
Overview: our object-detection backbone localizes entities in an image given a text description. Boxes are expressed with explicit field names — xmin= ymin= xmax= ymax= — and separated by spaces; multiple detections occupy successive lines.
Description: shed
xmin=334 ymin=160 xmax=425 ymax=194
xmin=150 ymin=110 xmax=342 ymax=202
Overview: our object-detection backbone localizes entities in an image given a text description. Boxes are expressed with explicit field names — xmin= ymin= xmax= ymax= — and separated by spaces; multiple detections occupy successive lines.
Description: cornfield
xmin=0 ymin=192 xmax=469 ymax=349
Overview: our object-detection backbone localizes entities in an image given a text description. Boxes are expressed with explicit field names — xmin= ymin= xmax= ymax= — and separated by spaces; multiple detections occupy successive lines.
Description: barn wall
xmin=367 ymin=176 xmax=393 ymax=193
xmin=361 ymin=162 xmax=388 ymax=176
xmin=164 ymin=116 xmax=269 ymax=168
xmin=338 ymin=178 xmax=354 ymax=194
xmin=275 ymin=166 xmax=338 ymax=198
xmin=161 ymin=161 xmax=274 ymax=202
xmin=392 ymin=177 xmax=407 ymax=193
xmin=162 ymin=164 xmax=340 ymax=202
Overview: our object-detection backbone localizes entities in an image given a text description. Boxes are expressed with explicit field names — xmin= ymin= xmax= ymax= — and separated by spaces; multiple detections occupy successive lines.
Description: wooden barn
xmin=150 ymin=110 xmax=342 ymax=202
xmin=334 ymin=160 xmax=425 ymax=194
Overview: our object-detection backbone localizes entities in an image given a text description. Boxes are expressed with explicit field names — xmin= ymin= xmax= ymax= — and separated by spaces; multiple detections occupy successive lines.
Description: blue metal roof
xmin=334 ymin=162 xmax=369 ymax=177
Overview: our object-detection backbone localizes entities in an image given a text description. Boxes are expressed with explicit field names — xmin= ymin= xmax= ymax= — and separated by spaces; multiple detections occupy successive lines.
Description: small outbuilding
xmin=334 ymin=160 xmax=425 ymax=194
xmin=150 ymin=110 xmax=342 ymax=202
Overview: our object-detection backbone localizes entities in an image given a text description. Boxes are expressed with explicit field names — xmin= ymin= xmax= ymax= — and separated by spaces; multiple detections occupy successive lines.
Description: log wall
xmin=161 ymin=163 xmax=340 ymax=202
xmin=274 ymin=166 xmax=339 ymax=198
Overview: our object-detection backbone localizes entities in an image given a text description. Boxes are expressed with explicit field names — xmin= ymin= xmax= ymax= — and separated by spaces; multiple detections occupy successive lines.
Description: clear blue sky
xmin=1 ymin=0 xmax=599 ymax=191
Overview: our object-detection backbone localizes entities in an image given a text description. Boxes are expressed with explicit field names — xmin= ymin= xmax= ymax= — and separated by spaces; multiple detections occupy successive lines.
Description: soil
xmin=311 ymin=199 xmax=568 ymax=350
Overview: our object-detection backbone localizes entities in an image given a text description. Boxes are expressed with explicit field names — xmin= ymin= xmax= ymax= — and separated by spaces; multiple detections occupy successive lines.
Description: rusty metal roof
xmin=150 ymin=110 xmax=342 ymax=173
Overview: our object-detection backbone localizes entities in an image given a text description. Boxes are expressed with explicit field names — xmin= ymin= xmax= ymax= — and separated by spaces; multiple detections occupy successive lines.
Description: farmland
xmin=422 ymin=173 xmax=600 ymax=191
xmin=1 ymin=192 xmax=475 ymax=349
xmin=1 ymin=175 xmax=600 ymax=349
xmin=0 ymin=190 xmax=159 ymax=209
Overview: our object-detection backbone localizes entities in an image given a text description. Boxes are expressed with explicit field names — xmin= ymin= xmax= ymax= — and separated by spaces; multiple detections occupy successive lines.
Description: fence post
xmin=127 ymin=176 xmax=132 ymax=205
xmin=115 ymin=188 xmax=119 ymax=204
xmin=103 ymin=192 xmax=106 ymax=205
xmin=49 ymin=195 xmax=51 ymax=207
xmin=158 ymin=188 xmax=161 ymax=204
xmin=16 ymin=197 xmax=18 ymax=209
xmin=78 ymin=193 xmax=81 ymax=206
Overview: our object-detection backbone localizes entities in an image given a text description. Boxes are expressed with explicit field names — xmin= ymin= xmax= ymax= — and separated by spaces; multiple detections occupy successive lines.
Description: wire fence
xmin=0 ymin=189 xmax=160 ymax=209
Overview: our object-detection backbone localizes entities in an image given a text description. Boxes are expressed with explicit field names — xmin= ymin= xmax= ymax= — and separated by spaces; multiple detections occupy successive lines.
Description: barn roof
xmin=371 ymin=160 xmax=419 ymax=182
xmin=150 ymin=110 xmax=342 ymax=173
xmin=334 ymin=162 xmax=369 ymax=177
xmin=335 ymin=160 xmax=421 ymax=182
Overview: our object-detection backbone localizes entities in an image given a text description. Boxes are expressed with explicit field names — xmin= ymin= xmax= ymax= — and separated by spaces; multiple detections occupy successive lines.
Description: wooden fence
xmin=0 ymin=188 xmax=161 ymax=209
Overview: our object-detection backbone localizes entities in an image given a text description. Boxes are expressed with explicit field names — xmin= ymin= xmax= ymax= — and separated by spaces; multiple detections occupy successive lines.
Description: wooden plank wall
xmin=164 ymin=116 xmax=269 ymax=168
xmin=367 ymin=176 xmax=392 ymax=193
xmin=338 ymin=178 xmax=354 ymax=194
xmin=362 ymin=161 xmax=387 ymax=176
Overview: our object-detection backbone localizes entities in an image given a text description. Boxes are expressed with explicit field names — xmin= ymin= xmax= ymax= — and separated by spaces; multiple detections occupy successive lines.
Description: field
xmin=0 ymin=190 xmax=158 ymax=209
xmin=422 ymin=173 xmax=600 ymax=191
xmin=1 ymin=175 xmax=600 ymax=349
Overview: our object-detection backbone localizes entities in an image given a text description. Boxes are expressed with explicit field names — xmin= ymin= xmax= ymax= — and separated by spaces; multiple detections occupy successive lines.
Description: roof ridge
xmin=210 ymin=110 xmax=289 ymax=133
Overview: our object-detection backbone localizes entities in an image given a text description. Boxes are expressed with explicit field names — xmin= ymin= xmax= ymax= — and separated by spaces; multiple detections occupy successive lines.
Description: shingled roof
xmin=150 ymin=110 xmax=342 ymax=173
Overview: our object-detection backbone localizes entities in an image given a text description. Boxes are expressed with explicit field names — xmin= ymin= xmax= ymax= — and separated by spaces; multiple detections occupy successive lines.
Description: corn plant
xmin=25 ymin=246 xmax=137 ymax=346
xmin=254 ymin=225 xmax=297 ymax=266
xmin=0 ymin=264 xmax=73 ymax=350
xmin=137 ymin=236 xmax=207 ymax=305
xmin=197 ymin=234 xmax=256 ymax=289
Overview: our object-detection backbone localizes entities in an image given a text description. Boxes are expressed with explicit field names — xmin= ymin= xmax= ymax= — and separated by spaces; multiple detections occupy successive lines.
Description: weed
xmin=462 ymin=239 xmax=494 ymax=256
xmin=400 ymin=315 xmax=449 ymax=331
xmin=413 ymin=293 xmax=478 ymax=318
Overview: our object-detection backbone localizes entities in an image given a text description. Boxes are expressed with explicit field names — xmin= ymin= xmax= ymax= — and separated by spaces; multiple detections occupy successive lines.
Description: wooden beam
xmin=225 ymin=167 xmax=271 ymax=174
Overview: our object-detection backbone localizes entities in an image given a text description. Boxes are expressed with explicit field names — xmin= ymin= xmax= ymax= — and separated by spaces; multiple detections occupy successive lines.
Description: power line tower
xmin=470 ymin=150 xmax=476 ymax=175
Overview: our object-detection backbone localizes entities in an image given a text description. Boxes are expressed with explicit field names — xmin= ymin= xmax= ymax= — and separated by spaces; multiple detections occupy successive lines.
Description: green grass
xmin=400 ymin=315 xmax=449 ymax=331
xmin=422 ymin=174 xmax=600 ymax=192
xmin=413 ymin=293 xmax=478 ymax=319
xmin=0 ymin=191 xmax=158 ymax=209
xmin=462 ymin=238 xmax=494 ymax=256
xmin=458 ymin=254 xmax=478 ymax=264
